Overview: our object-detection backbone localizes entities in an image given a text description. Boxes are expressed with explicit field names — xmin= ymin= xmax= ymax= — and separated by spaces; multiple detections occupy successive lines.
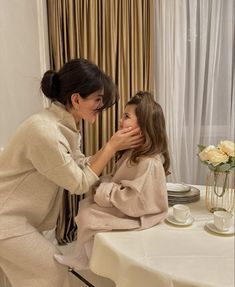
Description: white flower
xmin=199 ymin=146 xmax=229 ymax=166
xmin=218 ymin=140 xmax=235 ymax=157
xmin=198 ymin=140 xmax=235 ymax=172
xmin=199 ymin=145 xmax=216 ymax=162
xmin=206 ymin=149 xmax=229 ymax=166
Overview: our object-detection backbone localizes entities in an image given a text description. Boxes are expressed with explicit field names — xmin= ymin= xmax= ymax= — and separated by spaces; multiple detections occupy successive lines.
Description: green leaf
xmin=198 ymin=144 xmax=206 ymax=152
xmin=208 ymin=164 xmax=216 ymax=171
xmin=215 ymin=163 xmax=232 ymax=172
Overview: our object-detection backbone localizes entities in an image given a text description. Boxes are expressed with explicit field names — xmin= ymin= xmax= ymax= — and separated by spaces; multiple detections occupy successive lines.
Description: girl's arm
xmin=94 ymin=159 xmax=168 ymax=217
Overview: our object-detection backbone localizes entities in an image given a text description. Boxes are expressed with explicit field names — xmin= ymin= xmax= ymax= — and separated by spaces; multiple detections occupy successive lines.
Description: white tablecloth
xmin=89 ymin=186 xmax=235 ymax=287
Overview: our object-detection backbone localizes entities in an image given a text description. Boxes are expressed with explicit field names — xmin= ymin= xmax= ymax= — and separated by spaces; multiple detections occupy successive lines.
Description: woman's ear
xmin=71 ymin=93 xmax=80 ymax=110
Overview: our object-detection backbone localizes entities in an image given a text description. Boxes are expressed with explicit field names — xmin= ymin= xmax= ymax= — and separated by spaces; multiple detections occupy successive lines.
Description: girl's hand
xmin=107 ymin=127 xmax=143 ymax=153
xmin=91 ymin=180 xmax=101 ymax=196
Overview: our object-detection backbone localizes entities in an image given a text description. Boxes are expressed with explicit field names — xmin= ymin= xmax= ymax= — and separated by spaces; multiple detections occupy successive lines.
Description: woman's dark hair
xmin=119 ymin=91 xmax=170 ymax=174
xmin=41 ymin=58 xmax=119 ymax=110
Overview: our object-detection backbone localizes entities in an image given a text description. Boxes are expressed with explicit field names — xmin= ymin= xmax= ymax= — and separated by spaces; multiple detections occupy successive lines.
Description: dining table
xmin=88 ymin=185 xmax=235 ymax=287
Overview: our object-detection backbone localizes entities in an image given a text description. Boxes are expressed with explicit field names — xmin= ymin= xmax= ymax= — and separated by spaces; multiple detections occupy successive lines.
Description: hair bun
xmin=41 ymin=70 xmax=60 ymax=100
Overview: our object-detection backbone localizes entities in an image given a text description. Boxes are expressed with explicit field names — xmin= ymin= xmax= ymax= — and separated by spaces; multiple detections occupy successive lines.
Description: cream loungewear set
xmin=0 ymin=102 xmax=99 ymax=287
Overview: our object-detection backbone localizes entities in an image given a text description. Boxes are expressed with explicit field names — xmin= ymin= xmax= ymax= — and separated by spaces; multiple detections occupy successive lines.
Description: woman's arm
xmin=25 ymin=121 xmax=141 ymax=195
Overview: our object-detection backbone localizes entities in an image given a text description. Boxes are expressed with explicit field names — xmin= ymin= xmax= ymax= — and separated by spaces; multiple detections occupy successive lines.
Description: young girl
xmin=55 ymin=91 xmax=170 ymax=269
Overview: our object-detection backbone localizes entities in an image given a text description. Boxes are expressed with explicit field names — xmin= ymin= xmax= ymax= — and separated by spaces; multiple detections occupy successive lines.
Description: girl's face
xmin=71 ymin=89 xmax=104 ymax=123
xmin=119 ymin=104 xmax=139 ymax=130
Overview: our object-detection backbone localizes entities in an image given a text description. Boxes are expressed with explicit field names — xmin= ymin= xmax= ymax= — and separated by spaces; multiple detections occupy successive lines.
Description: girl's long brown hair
xmin=119 ymin=91 xmax=170 ymax=174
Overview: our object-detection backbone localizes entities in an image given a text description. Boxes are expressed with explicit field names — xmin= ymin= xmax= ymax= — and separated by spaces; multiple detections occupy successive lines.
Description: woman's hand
xmin=89 ymin=127 xmax=143 ymax=177
xmin=107 ymin=127 xmax=143 ymax=153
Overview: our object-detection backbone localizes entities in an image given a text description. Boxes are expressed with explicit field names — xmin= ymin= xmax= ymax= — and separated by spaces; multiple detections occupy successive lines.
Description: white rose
xmin=207 ymin=148 xmax=229 ymax=166
xmin=199 ymin=145 xmax=216 ymax=161
xmin=218 ymin=140 xmax=235 ymax=157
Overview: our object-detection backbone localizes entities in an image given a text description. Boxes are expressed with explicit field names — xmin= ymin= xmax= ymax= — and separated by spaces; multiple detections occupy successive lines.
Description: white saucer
xmin=165 ymin=214 xmax=194 ymax=226
xmin=205 ymin=221 xmax=235 ymax=236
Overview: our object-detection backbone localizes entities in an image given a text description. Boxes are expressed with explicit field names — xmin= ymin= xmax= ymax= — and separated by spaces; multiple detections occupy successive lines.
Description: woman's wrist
xmin=89 ymin=142 xmax=116 ymax=177
xmin=105 ymin=141 xmax=117 ymax=156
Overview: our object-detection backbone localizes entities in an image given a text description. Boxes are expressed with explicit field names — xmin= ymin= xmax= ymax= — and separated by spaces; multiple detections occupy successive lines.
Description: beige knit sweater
xmin=0 ymin=102 xmax=99 ymax=239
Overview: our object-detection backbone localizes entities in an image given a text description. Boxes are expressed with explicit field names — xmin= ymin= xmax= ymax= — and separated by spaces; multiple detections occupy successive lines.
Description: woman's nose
xmin=98 ymin=100 xmax=103 ymax=109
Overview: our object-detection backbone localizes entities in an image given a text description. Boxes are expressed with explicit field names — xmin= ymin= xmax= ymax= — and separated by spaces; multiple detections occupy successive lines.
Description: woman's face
xmin=71 ymin=89 xmax=104 ymax=123
xmin=119 ymin=104 xmax=139 ymax=130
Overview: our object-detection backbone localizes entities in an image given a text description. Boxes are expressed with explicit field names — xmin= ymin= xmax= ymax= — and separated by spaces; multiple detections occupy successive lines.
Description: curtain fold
xmin=155 ymin=0 xmax=234 ymax=185
xmin=46 ymin=0 xmax=154 ymax=244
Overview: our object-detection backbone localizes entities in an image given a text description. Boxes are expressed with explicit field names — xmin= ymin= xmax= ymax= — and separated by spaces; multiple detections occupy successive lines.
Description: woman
xmin=55 ymin=91 xmax=170 ymax=270
xmin=0 ymin=58 xmax=142 ymax=287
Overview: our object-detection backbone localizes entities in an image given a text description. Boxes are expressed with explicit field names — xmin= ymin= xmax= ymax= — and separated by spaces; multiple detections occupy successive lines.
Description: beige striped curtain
xmin=47 ymin=0 xmax=154 ymax=244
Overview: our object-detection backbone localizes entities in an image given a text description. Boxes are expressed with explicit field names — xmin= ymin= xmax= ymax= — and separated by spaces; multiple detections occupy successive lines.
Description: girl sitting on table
xmin=55 ymin=91 xmax=170 ymax=269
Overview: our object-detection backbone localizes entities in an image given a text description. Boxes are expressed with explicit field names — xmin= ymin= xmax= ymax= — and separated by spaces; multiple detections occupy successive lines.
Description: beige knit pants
xmin=0 ymin=231 xmax=70 ymax=287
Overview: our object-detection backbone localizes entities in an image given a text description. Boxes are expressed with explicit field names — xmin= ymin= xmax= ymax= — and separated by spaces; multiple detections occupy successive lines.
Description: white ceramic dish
xmin=166 ymin=183 xmax=191 ymax=193
xmin=165 ymin=214 xmax=194 ymax=226
xmin=205 ymin=221 xmax=235 ymax=236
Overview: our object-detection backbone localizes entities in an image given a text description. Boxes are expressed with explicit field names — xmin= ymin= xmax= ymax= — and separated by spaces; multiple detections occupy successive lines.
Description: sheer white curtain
xmin=155 ymin=0 xmax=235 ymax=185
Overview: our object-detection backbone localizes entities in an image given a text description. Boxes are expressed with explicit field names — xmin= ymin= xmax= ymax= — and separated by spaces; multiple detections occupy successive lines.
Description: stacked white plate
xmin=166 ymin=183 xmax=200 ymax=206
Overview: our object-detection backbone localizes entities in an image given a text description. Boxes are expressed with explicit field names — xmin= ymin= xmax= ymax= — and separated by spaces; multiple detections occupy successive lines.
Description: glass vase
xmin=205 ymin=171 xmax=235 ymax=213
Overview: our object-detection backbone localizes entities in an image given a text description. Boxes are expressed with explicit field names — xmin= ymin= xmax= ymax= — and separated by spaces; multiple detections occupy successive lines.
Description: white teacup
xmin=173 ymin=204 xmax=191 ymax=223
xmin=213 ymin=211 xmax=233 ymax=231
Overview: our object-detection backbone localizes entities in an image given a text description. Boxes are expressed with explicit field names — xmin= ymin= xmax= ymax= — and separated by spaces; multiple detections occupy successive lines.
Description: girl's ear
xmin=71 ymin=93 xmax=80 ymax=110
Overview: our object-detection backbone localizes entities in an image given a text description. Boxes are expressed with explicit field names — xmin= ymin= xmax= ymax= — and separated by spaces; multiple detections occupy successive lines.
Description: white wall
xmin=0 ymin=0 xmax=49 ymax=148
